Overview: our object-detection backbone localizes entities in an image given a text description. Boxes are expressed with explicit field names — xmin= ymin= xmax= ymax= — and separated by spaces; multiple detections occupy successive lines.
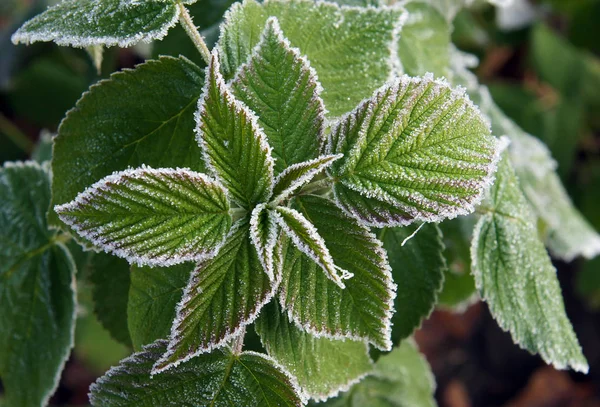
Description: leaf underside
xmin=90 ymin=340 xmax=304 ymax=406
xmin=327 ymin=75 xmax=499 ymax=227
xmin=471 ymin=155 xmax=588 ymax=373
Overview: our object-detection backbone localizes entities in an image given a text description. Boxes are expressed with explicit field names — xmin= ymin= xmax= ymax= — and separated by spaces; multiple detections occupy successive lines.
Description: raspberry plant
xmin=2 ymin=0 xmax=598 ymax=406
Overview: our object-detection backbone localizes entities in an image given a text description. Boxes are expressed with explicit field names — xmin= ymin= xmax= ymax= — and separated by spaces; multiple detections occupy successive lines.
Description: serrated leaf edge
xmin=271 ymin=154 xmax=343 ymax=205
xmin=54 ymin=165 xmax=230 ymax=268
xmin=11 ymin=0 xmax=180 ymax=48
xmin=278 ymin=211 xmax=396 ymax=351
xmin=272 ymin=206 xmax=352 ymax=289
xmin=327 ymin=74 xmax=504 ymax=228
xmin=250 ymin=203 xmax=279 ymax=281
xmin=152 ymin=220 xmax=282 ymax=375
xmin=195 ymin=49 xmax=275 ymax=205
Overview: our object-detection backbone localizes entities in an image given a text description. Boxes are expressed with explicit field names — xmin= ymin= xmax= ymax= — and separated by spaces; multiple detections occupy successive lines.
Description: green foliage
xmin=472 ymin=155 xmax=588 ymax=372
xmin=89 ymin=340 xmax=305 ymax=406
xmin=4 ymin=0 xmax=597 ymax=405
xmin=0 ymin=162 xmax=76 ymax=407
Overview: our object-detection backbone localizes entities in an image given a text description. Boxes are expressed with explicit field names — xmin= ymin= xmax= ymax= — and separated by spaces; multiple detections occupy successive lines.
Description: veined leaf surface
xmin=327 ymin=75 xmax=500 ymax=227
xmin=55 ymin=167 xmax=232 ymax=267
xmin=154 ymin=220 xmax=279 ymax=373
xmin=231 ymin=18 xmax=327 ymax=173
xmin=90 ymin=340 xmax=305 ymax=406
xmin=197 ymin=51 xmax=274 ymax=207
xmin=219 ymin=0 xmax=405 ymax=116
xmin=12 ymin=0 xmax=181 ymax=48
xmin=0 ymin=162 xmax=76 ymax=407
xmin=279 ymin=195 xmax=395 ymax=350
xmin=471 ymin=155 xmax=588 ymax=373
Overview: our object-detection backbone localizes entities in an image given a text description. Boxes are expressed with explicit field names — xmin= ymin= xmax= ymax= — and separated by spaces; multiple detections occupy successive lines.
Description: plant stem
xmin=231 ymin=326 xmax=246 ymax=355
xmin=177 ymin=3 xmax=211 ymax=65
xmin=0 ymin=113 xmax=33 ymax=154
xmin=230 ymin=207 xmax=247 ymax=222
xmin=299 ymin=177 xmax=334 ymax=196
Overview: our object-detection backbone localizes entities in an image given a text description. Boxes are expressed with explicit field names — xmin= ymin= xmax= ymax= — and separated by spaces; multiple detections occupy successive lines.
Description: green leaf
xmin=279 ymin=195 xmax=395 ymax=351
xmin=128 ymin=263 xmax=194 ymax=351
xmin=271 ymin=154 xmax=342 ymax=205
xmin=323 ymin=340 xmax=436 ymax=407
xmin=327 ymin=75 xmax=500 ymax=227
xmin=90 ymin=340 xmax=305 ymax=407
xmin=198 ymin=51 xmax=274 ymax=207
xmin=451 ymin=50 xmax=600 ymax=261
xmin=477 ymin=86 xmax=600 ymax=261
xmin=250 ymin=203 xmax=279 ymax=281
xmin=51 ymin=56 xmax=206 ymax=230
xmin=438 ymin=218 xmax=477 ymax=309
xmin=154 ymin=220 xmax=279 ymax=373
xmin=89 ymin=253 xmax=132 ymax=347
xmin=231 ymin=18 xmax=327 ymax=174
xmin=218 ymin=0 xmax=405 ymax=117
xmin=273 ymin=205 xmax=351 ymax=289
xmin=471 ymin=155 xmax=588 ymax=373
xmin=256 ymin=301 xmax=373 ymax=402
xmin=0 ymin=161 xmax=76 ymax=407
xmin=381 ymin=223 xmax=445 ymax=342
xmin=55 ymin=167 xmax=232 ymax=267
xmin=397 ymin=2 xmax=451 ymax=78
xmin=11 ymin=0 xmax=180 ymax=48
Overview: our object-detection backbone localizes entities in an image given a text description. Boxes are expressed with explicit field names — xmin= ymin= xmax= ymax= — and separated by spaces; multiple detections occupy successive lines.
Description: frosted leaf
xmin=0 ymin=161 xmax=76 ymax=407
xmin=153 ymin=220 xmax=280 ymax=374
xmin=250 ymin=203 xmax=279 ymax=280
xmin=90 ymin=340 xmax=304 ymax=406
xmin=231 ymin=17 xmax=327 ymax=174
xmin=471 ymin=155 xmax=588 ymax=373
xmin=271 ymin=154 xmax=342 ymax=205
xmin=323 ymin=340 xmax=436 ymax=407
xmin=272 ymin=206 xmax=352 ymax=289
xmin=381 ymin=223 xmax=446 ymax=342
xmin=417 ymin=0 xmax=475 ymax=22
xmin=218 ymin=0 xmax=406 ymax=117
xmin=256 ymin=301 xmax=373 ymax=402
xmin=12 ymin=0 xmax=180 ymax=48
xmin=196 ymin=50 xmax=275 ymax=208
xmin=279 ymin=195 xmax=395 ymax=351
xmin=50 ymin=56 xmax=206 ymax=237
xmin=396 ymin=2 xmax=452 ymax=78
xmin=473 ymin=84 xmax=600 ymax=261
xmin=327 ymin=75 xmax=501 ymax=228
xmin=128 ymin=263 xmax=193 ymax=351
xmin=55 ymin=166 xmax=232 ymax=267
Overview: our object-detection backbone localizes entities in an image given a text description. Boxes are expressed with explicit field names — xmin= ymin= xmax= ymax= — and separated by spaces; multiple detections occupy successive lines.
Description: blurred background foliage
xmin=1 ymin=0 xmax=599 ymax=405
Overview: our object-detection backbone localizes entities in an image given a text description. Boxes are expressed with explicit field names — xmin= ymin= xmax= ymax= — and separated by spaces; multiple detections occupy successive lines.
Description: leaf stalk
xmin=177 ymin=3 xmax=211 ymax=65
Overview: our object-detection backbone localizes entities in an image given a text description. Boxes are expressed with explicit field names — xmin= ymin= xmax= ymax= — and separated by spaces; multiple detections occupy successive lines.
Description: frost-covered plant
xmin=2 ymin=0 xmax=597 ymax=406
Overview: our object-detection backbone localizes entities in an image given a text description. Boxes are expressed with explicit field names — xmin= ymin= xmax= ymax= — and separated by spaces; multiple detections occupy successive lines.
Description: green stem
xmin=177 ymin=3 xmax=211 ymax=65
xmin=230 ymin=207 xmax=247 ymax=222
xmin=299 ymin=177 xmax=334 ymax=196
xmin=231 ymin=326 xmax=246 ymax=355
xmin=0 ymin=113 xmax=33 ymax=154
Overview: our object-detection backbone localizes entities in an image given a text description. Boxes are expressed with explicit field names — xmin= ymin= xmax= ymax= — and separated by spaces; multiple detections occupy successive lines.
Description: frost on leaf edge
xmin=11 ymin=0 xmax=180 ymax=48
xmin=152 ymin=220 xmax=283 ymax=375
xmin=54 ymin=165 xmax=231 ymax=268
xmin=326 ymin=73 xmax=503 ymax=228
